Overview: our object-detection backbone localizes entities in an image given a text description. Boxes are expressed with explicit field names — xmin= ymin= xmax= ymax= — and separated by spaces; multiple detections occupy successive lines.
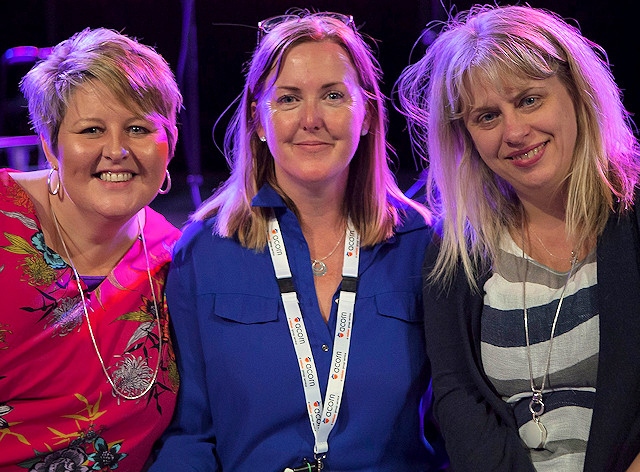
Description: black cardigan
xmin=423 ymin=207 xmax=640 ymax=471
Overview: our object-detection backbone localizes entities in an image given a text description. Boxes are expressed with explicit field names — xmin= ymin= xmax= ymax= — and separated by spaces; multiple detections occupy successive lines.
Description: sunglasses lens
xmin=257 ymin=13 xmax=355 ymax=44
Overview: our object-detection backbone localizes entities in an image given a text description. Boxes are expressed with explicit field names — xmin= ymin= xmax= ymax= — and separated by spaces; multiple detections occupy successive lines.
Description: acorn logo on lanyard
xmin=268 ymin=218 xmax=360 ymax=471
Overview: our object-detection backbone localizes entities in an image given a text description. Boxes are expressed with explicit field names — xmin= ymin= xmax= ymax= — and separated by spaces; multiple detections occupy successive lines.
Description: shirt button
xmin=322 ymin=344 xmax=329 ymax=352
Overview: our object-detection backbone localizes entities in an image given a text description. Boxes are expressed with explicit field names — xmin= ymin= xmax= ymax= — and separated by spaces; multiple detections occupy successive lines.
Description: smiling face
xmin=254 ymin=40 xmax=370 ymax=197
xmin=44 ymin=80 xmax=170 ymax=221
xmin=463 ymin=73 xmax=578 ymax=206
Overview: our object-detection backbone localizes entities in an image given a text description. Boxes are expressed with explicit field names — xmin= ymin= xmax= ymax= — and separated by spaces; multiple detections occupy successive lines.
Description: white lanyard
xmin=267 ymin=217 xmax=360 ymax=456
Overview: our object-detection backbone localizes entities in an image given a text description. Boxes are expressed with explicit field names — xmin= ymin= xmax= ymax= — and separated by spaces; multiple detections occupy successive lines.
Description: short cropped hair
xmin=20 ymin=28 xmax=183 ymax=156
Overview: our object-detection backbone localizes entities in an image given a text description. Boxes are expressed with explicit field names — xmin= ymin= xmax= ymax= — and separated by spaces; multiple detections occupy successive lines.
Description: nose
xmin=502 ymin=111 xmax=530 ymax=146
xmin=301 ymin=100 xmax=322 ymax=131
xmin=103 ymin=132 xmax=129 ymax=160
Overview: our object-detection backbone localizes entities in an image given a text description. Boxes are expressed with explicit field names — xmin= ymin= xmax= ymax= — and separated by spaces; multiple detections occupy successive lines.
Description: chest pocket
xmin=373 ymin=291 xmax=421 ymax=323
xmin=212 ymin=293 xmax=280 ymax=324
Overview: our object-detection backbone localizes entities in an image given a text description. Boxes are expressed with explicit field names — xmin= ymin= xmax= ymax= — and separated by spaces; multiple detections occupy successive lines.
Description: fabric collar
xmin=250 ymin=183 xmax=429 ymax=236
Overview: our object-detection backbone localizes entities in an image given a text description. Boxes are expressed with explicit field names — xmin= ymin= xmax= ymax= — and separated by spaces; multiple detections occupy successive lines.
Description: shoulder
xmin=171 ymin=215 xmax=243 ymax=264
xmin=395 ymin=204 xmax=433 ymax=237
xmin=0 ymin=169 xmax=39 ymax=216
xmin=144 ymin=206 xmax=181 ymax=241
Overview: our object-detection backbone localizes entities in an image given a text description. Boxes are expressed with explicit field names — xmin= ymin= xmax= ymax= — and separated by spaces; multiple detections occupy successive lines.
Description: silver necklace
xmin=311 ymin=231 xmax=345 ymax=277
xmin=51 ymin=208 xmax=161 ymax=400
xmin=520 ymin=226 xmax=577 ymax=449
xmin=530 ymin=227 xmax=574 ymax=262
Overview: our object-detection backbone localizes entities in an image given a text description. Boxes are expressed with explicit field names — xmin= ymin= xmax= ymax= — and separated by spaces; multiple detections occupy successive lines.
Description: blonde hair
xmin=20 ymin=28 xmax=182 ymax=156
xmin=192 ymin=10 xmax=431 ymax=250
xmin=397 ymin=4 xmax=640 ymax=290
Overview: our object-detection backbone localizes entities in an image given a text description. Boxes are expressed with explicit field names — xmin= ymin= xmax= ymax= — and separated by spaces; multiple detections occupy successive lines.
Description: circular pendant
xmin=311 ymin=260 xmax=327 ymax=276
xmin=521 ymin=418 xmax=548 ymax=450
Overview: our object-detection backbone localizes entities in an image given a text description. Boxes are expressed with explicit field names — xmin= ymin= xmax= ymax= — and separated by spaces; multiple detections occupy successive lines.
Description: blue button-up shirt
xmin=151 ymin=185 xmax=443 ymax=471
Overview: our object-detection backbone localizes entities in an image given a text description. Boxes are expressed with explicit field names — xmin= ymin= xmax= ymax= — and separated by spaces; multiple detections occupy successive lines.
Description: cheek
xmin=563 ymin=112 xmax=578 ymax=155
xmin=265 ymin=113 xmax=298 ymax=139
xmin=468 ymin=128 xmax=501 ymax=161
xmin=141 ymin=136 xmax=170 ymax=159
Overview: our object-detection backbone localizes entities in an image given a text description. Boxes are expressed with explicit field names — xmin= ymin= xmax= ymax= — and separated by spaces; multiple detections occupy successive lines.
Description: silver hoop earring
xmin=158 ymin=169 xmax=172 ymax=195
xmin=47 ymin=167 xmax=60 ymax=195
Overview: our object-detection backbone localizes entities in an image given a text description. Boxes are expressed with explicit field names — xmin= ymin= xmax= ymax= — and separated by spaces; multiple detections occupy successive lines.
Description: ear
xmin=251 ymin=101 xmax=266 ymax=140
xmin=361 ymin=102 xmax=372 ymax=136
xmin=169 ymin=125 xmax=179 ymax=161
xmin=40 ymin=135 xmax=59 ymax=169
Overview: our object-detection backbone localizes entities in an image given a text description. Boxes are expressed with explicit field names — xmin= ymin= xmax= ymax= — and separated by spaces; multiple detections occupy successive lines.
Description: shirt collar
xmin=251 ymin=184 xmax=287 ymax=209
xmin=251 ymin=183 xmax=429 ymax=236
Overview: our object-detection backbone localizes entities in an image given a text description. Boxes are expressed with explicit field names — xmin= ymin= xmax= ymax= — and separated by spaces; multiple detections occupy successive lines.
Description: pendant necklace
xmin=520 ymin=224 xmax=577 ymax=449
xmin=311 ymin=231 xmax=345 ymax=277
xmin=51 ymin=208 xmax=161 ymax=400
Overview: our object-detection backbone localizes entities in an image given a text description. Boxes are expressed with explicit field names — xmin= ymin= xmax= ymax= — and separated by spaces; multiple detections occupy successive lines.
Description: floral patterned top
xmin=0 ymin=169 xmax=181 ymax=472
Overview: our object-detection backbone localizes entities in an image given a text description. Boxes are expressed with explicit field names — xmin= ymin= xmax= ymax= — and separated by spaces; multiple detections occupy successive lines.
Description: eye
xmin=478 ymin=112 xmax=498 ymax=124
xmin=326 ymin=91 xmax=344 ymax=101
xmin=520 ymin=96 xmax=539 ymax=108
xmin=128 ymin=125 xmax=150 ymax=135
xmin=276 ymin=94 xmax=298 ymax=104
xmin=79 ymin=126 xmax=102 ymax=135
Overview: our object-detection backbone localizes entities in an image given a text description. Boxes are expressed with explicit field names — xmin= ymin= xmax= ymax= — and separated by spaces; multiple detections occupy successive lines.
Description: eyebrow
xmin=275 ymin=81 xmax=345 ymax=92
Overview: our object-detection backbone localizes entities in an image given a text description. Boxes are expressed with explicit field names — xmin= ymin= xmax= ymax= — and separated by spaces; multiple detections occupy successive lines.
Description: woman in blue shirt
xmin=150 ymin=10 xmax=446 ymax=472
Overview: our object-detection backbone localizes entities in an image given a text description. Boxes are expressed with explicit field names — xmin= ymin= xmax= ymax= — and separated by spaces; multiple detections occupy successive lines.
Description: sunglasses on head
xmin=256 ymin=12 xmax=356 ymax=45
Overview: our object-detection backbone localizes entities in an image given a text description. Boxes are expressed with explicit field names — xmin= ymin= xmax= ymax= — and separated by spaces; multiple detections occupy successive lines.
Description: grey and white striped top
xmin=481 ymin=235 xmax=599 ymax=471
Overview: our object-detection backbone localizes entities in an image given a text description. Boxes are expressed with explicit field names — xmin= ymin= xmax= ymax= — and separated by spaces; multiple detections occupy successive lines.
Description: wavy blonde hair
xmin=396 ymin=4 xmax=639 ymax=290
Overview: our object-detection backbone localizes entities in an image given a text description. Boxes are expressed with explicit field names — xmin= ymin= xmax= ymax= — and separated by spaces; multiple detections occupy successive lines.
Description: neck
xmin=518 ymin=188 xmax=567 ymax=223
xmin=516 ymin=200 xmax=579 ymax=271
xmin=49 ymin=200 xmax=142 ymax=276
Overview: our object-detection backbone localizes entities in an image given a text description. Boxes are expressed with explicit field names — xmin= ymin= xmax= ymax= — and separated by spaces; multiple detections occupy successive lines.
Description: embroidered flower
xmin=0 ymin=403 xmax=13 ymax=428
xmin=21 ymin=253 xmax=58 ymax=286
xmin=6 ymin=182 xmax=36 ymax=211
xmin=30 ymin=446 xmax=90 ymax=472
xmin=111 ymin=355 xmax=153 ymax=398
xmin=0 ymin=323 xmax=11 ymax=350
xmin=1 ymin=231 xmax=58 ymax=286
xmin=32 ymin=231 xmax=67 ymax=269
xmin=70 ymin=424 xmax=104 ymax=448
xmin=87 ymin=438 xmax=127 ymax=470
xmin=46 ymin=296 xmax=85 ymax=336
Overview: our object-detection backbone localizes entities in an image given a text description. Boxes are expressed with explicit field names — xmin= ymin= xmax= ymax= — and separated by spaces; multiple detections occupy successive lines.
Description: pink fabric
xmin=0 ymin=169 xmax=181 ymax=471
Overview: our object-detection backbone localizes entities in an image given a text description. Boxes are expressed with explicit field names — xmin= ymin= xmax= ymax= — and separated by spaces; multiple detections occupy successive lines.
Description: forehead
xmin=270 ymin=40 xmax=359 ymax=86
xmin=64 ymin=80 xmax=144 ymax=118
xmin=461 ymin=67 xmax=537 ymax=112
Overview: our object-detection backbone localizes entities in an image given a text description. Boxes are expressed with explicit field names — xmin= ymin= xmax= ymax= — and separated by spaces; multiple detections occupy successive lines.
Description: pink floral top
xmin=0 ymin=169 xmax=181 ymax=471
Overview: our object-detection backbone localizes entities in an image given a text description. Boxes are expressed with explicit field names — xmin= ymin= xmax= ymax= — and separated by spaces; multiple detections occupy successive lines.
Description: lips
xmin=507 ymin=141 xmax=548 ymax=161
xmin=97 ymin=171 xmax=134 ymax=182
xmin=296 ymin=141 xmax=329 ymax=147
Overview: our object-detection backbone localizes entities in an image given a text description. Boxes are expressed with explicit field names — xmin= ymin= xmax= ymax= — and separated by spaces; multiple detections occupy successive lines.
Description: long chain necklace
xmin=529 ymin=227 xmax=574 ymax=262
xmin=51 ymin=208 xmax=161 ymax=400
xmin=311 ymin=231 xmax=345 ymax=277
xmin=520 ymin=224 xmax=577 ymax=449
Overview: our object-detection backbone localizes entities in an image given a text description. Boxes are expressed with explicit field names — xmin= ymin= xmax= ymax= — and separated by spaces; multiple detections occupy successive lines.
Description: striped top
xmin=481 ymin=234 xmax=599 ymax=471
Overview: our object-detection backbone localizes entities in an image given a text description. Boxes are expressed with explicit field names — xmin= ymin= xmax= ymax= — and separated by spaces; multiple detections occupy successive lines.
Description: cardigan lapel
xmin=586 ymin=209 xmax=640 ymax=471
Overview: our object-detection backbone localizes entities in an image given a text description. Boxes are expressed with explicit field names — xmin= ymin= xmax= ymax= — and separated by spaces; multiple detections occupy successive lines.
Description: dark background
xmin=1 ymin=0 xmax=637 ymax=211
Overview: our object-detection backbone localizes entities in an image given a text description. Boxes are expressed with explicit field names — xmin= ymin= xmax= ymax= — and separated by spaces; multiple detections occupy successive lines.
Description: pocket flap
xmin=374 ymin=291 xmax=420 ymax=323
xmin=213 ymin=293 xmax=280 ymax=324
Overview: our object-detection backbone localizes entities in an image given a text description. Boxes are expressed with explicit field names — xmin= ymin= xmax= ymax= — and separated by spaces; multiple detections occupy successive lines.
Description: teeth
xmin=515 ymin=143 xmax=546 ymax=160
xmin=99 ymin=172 xmax=133 ymax=182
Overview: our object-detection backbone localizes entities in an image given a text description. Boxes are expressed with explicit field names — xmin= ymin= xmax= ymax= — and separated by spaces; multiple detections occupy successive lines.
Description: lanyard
xmin=267 ymin=217 xmax=360 ymax=456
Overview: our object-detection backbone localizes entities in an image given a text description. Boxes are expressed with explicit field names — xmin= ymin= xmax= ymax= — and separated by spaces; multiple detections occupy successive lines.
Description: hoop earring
xmin=47 ymin=168 xmax=60 ymax=195
xmin=158 ymin=169 xmax=172 ymax=195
